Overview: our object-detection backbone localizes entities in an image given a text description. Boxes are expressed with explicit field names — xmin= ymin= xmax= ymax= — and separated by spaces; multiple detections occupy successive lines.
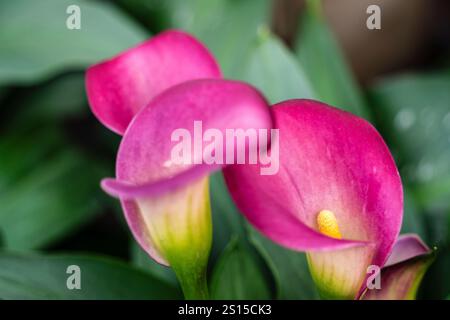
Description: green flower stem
xmin=165 ymin=240 xmax=211 ymax=299
xmin=172 ymin=263 xmax=209 ymax=300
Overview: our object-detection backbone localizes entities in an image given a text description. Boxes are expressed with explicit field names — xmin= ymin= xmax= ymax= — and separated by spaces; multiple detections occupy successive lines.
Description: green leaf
xmin=0 ymin=72 xmax=117 ymax=250
xmin=130 ymin=242 xmax=178 ymax=288
xmin=211 ymin=238 xmax=271 ymax=299
xmin=209 ymin=172 xmax=246 ymax=260
xmin=9 ymin=73 xmax=88 ymax=127
xmin=238 ymin=31 xmax=316 ymax=104
xmin=154 ymin=0 xmax=315 ymax=105
xmin=249 ymin=227 xmax=319 ymax=299
xmin=0 ymin=144 xmax=107 ymax=249
xmin=159 ymin=0 xmax=270 ymax=78
xmin=0 ymin=252 xmax=181 ymax=299
xmin=369 ymin=73 xmax=450 ymax=210
xmin=0 ymin=0 xmax=147 ymax=84
xmin=0 ymin=127 xmax=63 ymax=187
xmin=295 ymin=0 xmax=370 ymax=118
xmin=401 ymin=187 xmax=427 ymax=241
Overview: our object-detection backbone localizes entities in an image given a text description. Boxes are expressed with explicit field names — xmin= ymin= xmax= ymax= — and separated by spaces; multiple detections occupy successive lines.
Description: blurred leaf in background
xmin=155 ymin=0 xmax=316 ymax=104
xmin=0 ymin=0 xmax=141 ymax=252
xmin=211 ymin=237 xmax=271 ymax=300
xmin=237 ymin=29 xmax=316 ymax=104
xmin=0 ymin=146 xmax=107 ymax=249
xmin=209 ymin=172 xmax=246 ymax=261
xmin=0 ymin=252 xmax=180 ymax=299
xmin=131 ymin=242 xmax=179 ymax=288
xmin=249 ymin=228 xmax=319 ymax=299
xmin=370 ymin=72 xmax=450 ymax=244
xmin=6 ymin=73 xmax=87 ymax=126
xmin=401 ymin=188 xmax=427 ymax=241
xmin=295 ymin=0 xmax=370 ymax=118
xmin=0 ymin=73 xmax=115 ymax=250
xmin=369 ymin=72 xmax=450 ymax=299
xmin=0 ymin=0 xmax=147 ymax=85
xmin=156 ymin=0 xmax=271 ymax=78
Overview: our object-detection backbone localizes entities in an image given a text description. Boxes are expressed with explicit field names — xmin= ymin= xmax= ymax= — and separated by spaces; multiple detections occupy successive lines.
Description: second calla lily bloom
xmin=101 ymin=79 xmax=272 ymax=266
xmin=224 ymin=99 xmax=404 ymax=299
xmin=91 ymin=78 xmax=272 ymax=299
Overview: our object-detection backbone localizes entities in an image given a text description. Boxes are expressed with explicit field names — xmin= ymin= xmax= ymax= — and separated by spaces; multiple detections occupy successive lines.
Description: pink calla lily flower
xmin=223 ymin=99 xmax=421 ymax=299
xmin=86 ymin=29 xmax=221 ymax=135
xmin=101 ymin=79 xmax=271 ymax=298
xmin=101 ymin=79 xmax=273 ymax=265
xmin=85 ymin=30 xmax=274 ymax=298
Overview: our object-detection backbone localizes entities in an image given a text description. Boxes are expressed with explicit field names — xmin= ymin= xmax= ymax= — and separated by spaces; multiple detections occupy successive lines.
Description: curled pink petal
xmin=384 ymin=234 xmax=430 ymax=267
xmin=224 ymin=99 xmax=403 ymax=297
xmin=362 ymin=234 xmax=434 ymax=300
xmin=101 ymin=163 xmax=224 ymax=200
xmin=86 ymin=30 xmax=221 ymax=134
xmin=358 ymin=235 xmax=431 ymax=299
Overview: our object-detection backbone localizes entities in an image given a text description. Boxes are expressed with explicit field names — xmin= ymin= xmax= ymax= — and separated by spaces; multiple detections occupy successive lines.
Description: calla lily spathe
xmin=224 ymin=99 xmax=405 ymax=299
xmin=99 ymin=80 xmax=272 ymax=298
xmin=101 ymin=79 xmax=273 ymax=266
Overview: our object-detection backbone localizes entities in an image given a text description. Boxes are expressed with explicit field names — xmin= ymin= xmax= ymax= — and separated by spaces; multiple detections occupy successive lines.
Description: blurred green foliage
xmin=0 ymin=252 xmax=180 ymax=299
xmin=0 ymin=0 xmax=147 ymax=84
xmin=370 ymin=73 xmax=450 ymax=219
xmin=0 ymin=0 xmax=448 ymax=299
xmin=211 ymin=237 xmax=271 ymax=299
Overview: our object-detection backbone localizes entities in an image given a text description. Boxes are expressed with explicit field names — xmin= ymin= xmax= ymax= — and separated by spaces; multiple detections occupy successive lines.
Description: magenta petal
xmin=101 ymin=164 xmax=223 ymax=200
xmin=86 ymin=30 xmax=221 ymax=134
xmin=384 ymin=234 xmax=430 ymax=267
xmin=362 ymin=234 xmax=434 ymax=300
xmin=115 ymin=79 xmax=272 ymax=189
xmin=107 ymin=79 xmax=272 ymax=262
xmin=224 ymin=99 xmax=403 ymax=264
xmin=101 ymin=163 xmax=224 ymax=199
